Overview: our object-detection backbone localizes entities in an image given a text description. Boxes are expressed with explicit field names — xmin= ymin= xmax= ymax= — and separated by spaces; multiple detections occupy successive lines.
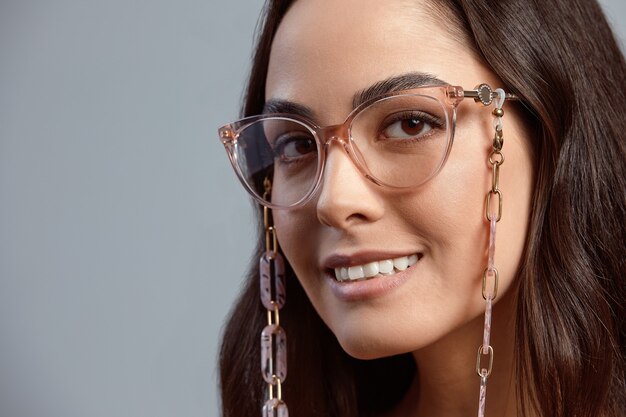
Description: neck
xmin=391 ymin=288 xmax=519 ymax=417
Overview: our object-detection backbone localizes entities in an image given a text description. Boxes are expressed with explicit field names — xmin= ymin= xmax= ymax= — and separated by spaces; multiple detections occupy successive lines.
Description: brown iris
xmin=401 ymin=118 xmax=424 ymax=136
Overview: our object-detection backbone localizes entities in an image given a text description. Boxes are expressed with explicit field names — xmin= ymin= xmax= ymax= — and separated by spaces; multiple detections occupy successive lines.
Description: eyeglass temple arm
xmin=462 ymin=84 xmax=518 ymax=106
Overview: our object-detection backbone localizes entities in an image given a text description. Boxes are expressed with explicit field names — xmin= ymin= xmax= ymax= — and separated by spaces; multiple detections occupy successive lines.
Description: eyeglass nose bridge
xmin=317 ymin=123 xmax=350 ymax=147
xmin=316 ymin=123 xmax=358 ymax=166
xmin=314 ymin=123 xmax=380 ymax=187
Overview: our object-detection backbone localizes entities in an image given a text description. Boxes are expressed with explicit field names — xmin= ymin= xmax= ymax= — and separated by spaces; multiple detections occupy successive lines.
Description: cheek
xmin=274 ymin=210 xmax=306 ymax=253
xmin=273 ymin=208 xmax=320 ymax=283
xmin=407 ymin=123 xmax=491 ymax=258
xmin=424 ymin=162 xmax=489 ymax=296
xmin=274 ymin=208 xmax=333 ymax=328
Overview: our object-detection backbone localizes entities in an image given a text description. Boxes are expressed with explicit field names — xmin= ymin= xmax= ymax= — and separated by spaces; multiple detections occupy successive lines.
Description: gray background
xmin=0 ymin=1 xmax=623 ymax=416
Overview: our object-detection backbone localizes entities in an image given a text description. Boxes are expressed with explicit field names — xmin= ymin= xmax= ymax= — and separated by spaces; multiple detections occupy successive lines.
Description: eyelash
xmin=273 ymin=134 xmax=317 ymax=164
xmin=378 ymin=111 xmax=444 ymax=140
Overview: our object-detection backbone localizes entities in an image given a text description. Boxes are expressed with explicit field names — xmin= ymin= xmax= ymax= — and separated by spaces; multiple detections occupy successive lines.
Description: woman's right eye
xmin=273 ymin=134 xmax=317 ymax=162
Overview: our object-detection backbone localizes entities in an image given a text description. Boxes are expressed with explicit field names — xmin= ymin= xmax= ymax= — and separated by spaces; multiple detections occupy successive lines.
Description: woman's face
xmin=267 ymin=0 xmax=533 ymax=359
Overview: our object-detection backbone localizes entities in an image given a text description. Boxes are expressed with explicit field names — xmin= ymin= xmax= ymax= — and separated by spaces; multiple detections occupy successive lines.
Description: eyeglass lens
xmin=233 ymin=93 xmax=451 ymax=207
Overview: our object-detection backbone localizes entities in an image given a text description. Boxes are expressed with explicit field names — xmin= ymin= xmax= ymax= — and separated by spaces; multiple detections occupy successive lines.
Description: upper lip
xmin=322 ymin=250 xmax=422 ymax=269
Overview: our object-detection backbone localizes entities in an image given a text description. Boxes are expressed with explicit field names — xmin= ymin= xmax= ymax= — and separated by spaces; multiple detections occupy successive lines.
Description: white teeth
xmin=348 ymin=266 xmax=364 ymax=280
xmin=378 ymin=259 xmax=394 ymax=274
xmin=333 ymin=254 xmax=420 ymax=281
xmin=393 ymin=256 xmax=409 ymax=271
xmin=341 ymin=267 xmax=349 ymax=280
xmin=363 ymin=262 xmax=379 ymax=278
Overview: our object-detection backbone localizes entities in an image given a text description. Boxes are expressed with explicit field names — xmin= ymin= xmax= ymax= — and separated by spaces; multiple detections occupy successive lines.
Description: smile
xmin=333 ymin=254 xmax=421 ymax=282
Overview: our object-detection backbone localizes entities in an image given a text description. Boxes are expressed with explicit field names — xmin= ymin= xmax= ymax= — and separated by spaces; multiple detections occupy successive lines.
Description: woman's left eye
xmin=381 ymin=115 xmax=432 ymax=139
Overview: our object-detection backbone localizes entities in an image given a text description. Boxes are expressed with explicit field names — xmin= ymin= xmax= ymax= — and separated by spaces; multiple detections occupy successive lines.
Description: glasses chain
xmin=476 ymin=90 xmax=505 ymax=417
xmin=260 ymin=179 xmax=289 ymax=417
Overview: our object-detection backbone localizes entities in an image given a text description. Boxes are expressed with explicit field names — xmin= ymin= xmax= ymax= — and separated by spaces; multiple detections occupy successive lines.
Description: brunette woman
xmin=218 ymin=1 xmax=626 ymax=416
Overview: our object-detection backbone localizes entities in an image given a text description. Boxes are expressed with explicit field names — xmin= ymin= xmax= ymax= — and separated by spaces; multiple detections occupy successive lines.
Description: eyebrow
xmin=262 ymin=100 xmax=316 ymax=120
xmin=262 ymin=71 xmax=448 ymax=120
xmin=352 ymin=72 xmax=447 ymax=108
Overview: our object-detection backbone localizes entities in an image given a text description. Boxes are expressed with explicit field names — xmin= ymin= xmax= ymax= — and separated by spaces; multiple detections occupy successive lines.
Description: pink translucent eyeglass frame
xmin=218 ymin=83 xmax=518 ymax=209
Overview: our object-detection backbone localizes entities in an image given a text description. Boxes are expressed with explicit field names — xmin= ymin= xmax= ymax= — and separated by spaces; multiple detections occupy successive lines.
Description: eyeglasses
xmin=218 ymin=83 xmax=516 ymax=209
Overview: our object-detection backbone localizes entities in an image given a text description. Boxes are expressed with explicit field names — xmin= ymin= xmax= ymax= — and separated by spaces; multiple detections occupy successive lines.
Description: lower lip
xmin=325 ymin=261 xmax=419 ymax=301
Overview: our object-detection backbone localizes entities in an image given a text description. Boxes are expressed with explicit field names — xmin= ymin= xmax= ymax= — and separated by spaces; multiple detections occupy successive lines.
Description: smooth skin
xmin=266 ymin=1 xmax=534 ymax=416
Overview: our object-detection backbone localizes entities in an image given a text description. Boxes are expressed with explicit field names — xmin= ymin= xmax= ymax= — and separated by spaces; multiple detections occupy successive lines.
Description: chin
xmin=338 ymin=340 xmax=391 ymax=360
xmin=333 ymin=329 xmax=416 ymax=360
xmin=329 ymin=316 xmax=458 ymax=360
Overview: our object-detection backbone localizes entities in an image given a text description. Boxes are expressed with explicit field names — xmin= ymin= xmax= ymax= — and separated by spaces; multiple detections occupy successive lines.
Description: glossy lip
xmin=322 ymin=251 xmax=423 ymax=302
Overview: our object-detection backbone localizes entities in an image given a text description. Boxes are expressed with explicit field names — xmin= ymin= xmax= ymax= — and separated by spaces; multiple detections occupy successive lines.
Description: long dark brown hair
xmin=219 ymin=1 xmax=626 ymax=416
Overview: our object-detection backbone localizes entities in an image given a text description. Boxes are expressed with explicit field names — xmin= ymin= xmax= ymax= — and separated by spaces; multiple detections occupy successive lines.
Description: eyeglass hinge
xmin=219 ymin=127 xmax=234 ymax=142
xmin=463 ymin=84 xmax=519 ymax=106
xmin=463 ymin=84 xmax=495 ymax=106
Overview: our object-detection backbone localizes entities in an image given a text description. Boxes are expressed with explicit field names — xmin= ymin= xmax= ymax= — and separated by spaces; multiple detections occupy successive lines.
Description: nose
xmin=315 ymin=138 xmax=384 ymax=229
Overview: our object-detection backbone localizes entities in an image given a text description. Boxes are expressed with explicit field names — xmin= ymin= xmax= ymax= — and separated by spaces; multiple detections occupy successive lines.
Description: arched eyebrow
xmin=262 ymin=100 xmax=315 ymax=119
xmin=352 ymin=72 xmax=447 ymax=108
xmin=262 ymin=72 xmax=447 ymax=119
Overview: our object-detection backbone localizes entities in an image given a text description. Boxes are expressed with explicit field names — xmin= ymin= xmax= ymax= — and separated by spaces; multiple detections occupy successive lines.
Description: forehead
xmin=266 ymin=0 xmax=490 ymax=119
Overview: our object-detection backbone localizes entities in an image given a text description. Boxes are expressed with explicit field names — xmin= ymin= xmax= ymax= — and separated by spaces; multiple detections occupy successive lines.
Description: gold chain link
xmin=485 ymin=109 xmax=505 ymax=222
xmin=262 ymin=178 xmax=279 ymax=257
xmin=482 ymin=268 xmax=499 ymax=300
xmin=265 ymin=226 xmax=278 ymax=257
xmin=266 ymin=304 xmax=280 ymax=326
xmin=476 ymin=345 xmax=494 ymax=377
